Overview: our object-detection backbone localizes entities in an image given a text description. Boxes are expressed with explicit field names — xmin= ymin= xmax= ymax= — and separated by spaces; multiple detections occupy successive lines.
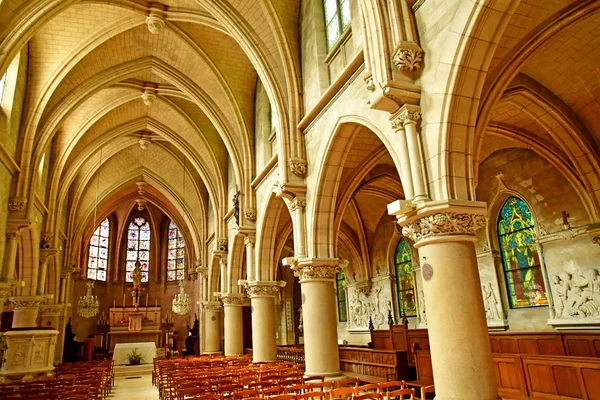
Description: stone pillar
xmin=37 ymin=249 xmax=57 ymax=296
xmin=203 ymin=302 xmax=222 ymax=354
xmin=3 ymin=230 xmax=21 ymax=281
xmin=396 ymin=201 xmax=499 ymax=400
xmin=291 ymin=259 xmax=342 ymax=377
xmin=390 ymin=116 xmax=415 ymax=201
xmin=289 ymin=198 xmax=307 ymax=259
xmin=222 ymin=294 xmax=245 ymax=356
xmin=391 ymin=105 xmax=429 ymax=203
xmin=9 ymin=296 xmax=44 ymax=328
xmin=245 ymin=281 xmax=283 ymax=362
xmin=244 ymin=235 xmax=256 ymax=281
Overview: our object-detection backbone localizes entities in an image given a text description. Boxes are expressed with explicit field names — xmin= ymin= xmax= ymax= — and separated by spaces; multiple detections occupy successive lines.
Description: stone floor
xmin=110 ymin=375 xmax=159 ymax=400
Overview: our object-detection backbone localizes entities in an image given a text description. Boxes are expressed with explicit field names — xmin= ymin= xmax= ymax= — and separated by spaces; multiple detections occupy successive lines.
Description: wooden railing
xmin=276 ymin=346 xmax=305 ymax=363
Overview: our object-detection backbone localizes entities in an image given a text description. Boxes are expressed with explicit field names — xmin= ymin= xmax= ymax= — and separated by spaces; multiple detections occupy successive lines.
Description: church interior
xmin=0 ymin=0 xmax=599 ymax=399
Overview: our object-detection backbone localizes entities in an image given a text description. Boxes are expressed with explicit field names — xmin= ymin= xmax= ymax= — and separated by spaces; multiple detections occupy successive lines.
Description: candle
xmin=113 ymin=299 xmax=115 ymax=309
xmin=122 ymin=293 xmax=126 ymax=308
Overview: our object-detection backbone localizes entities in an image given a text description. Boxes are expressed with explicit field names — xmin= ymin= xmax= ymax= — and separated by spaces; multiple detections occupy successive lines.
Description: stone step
xmin=114 ymin=363 xmax=153 ymax=377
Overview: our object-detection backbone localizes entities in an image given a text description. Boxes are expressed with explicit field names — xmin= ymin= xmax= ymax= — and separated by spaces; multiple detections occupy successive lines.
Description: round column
xmin=3 ymin=230 xmax=21 ymax=280
xmin=10 ymin=296 xmax=44 ymax=328
xmin=246 ymin=282 xmax=280 ymax=362
xmin=399 ymin=203 xmax=499 ymax=400
xmin=203 ymin=302 xmax=222 ymax=354
xmin=293 ymin=260 xmax=342 ymax=377
xmin=222 ymin=294 xmax=245 ymax=356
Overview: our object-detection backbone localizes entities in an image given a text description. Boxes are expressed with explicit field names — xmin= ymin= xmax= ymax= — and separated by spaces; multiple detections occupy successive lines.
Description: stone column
xmin=37 ymin=249 xmax=57 ymax=296
xmin=244 ymin=235 xmax=256 ymax=281
xmin=203 ymin=302 xmax=222 ymax=354
xmin=245 ymin=281 xmax=283 ymax=362
xmin=221 ymin=293 xmax=245 ymax=356
xmin=3 ymin=230 xmax=21 ymax=281
xmin=291 ymin=259 xmax=342 ymax=377
xmin=9 ymin=296 xmax=45 ymax=328
xmin=390 ymin=116 xmax=415 ymax=201
xmin=289 ymin=198 xmax=307 ymax=259
xmin=395 ymin=201 xmax=499 ymax=400
xmin=392 ymin=105 xmax=429 ymax=203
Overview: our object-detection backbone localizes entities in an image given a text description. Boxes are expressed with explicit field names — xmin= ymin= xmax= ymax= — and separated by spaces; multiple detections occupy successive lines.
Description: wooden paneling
xmin=413 ymin=350 xmax=433 ymax=382
xmin=563 ymin=332 xmax=600 ymax=358
xmin=521 ymin=355 xmax=600 ymax=400
xmin=406 ymin=329 xmax=429 ymax=366
xmin=371 ymin=330 xmax=393 ymax=350
xmin=492 ymin=354 xmax=528 ymax=398
xmin=339 ymin=347 xmax=409 ymax=382
xmin=489 ymin=332 xmax=565 ymax=356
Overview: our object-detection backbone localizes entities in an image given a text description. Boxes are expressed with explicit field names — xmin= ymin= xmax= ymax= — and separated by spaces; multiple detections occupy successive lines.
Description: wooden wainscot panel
xmin=489 ymin=333 xmax=565 ymax=356
xmin=414 ymin=350 xmax=434 ymax=382
xmin=390 ymin=325 xmax=409 ymax=352
xmin=492 ymin=354 xmax=528 ymax=398
xmin=371 ymin=330 xmax=393 ymax=350
xmin=522 ymin=355 xmax=600 ymax=400
xmin=406 ymin=329 xmax=429 ymax=366
xmin=562 ymin=332 xmax=600 ymax=358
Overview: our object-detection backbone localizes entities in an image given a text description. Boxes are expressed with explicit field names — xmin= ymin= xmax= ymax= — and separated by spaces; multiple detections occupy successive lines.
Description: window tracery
xmin=395 ymin=238 xmax=416 ymax=317
xmin=497 ymin=196 xmax=547 ymax=308
xmin=336 ymin=270 xmax=347 ymax=322
xmin=323 ymin=0 xmax=351 ymax=50
xmin=167 ymin=220 xmax=185 ymax=282
xmin=126 ymin=217 xmax=150 ymax=282
xmin=87 ymin=218 xmax=109 ymax=281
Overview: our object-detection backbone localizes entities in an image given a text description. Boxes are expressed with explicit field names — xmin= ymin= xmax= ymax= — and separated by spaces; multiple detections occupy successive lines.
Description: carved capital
xmin=0 ymin=289 xmax=12 ymax=304
xmin=392 ymin=42 xmax=424 ymax=72
xmin=289 ymin=158 xmax=308 ymax=178
xmin=244 ymin=281 xmax=284 ymax=298
xmin=8 ymin=198 xmax=26 ymax=212
xmin=6 ymin=230 xmax=21 ymax=241
xmin=39 ymin=305 xmax=64 ymax=317
xmin=289 ymin=197 xmax=307 ymax=212
xmin=391 ymin=104 xmax=421 ymax=130
xmin=243 ymin=235 xmax=256 ymax=246
xmin=220 ymin=294 xmax=245 ymax=306
xmin=402 ymin=212 xmax=486 ymax=244
xmin=292 ymin=259 xmax=340 ymax=281
xmin=244 ymin=207 xmax=257 ymax=222
xmin=216 ymin=237 xmax=228 ymax=252
xmin=60 ymin=267 xmax=78 ymax=279
xmin=203 ymin=301 xmax=222 ymax=311
xmin=196 ymin=266 xmax=208 ymax=279
xmin=9 ymin=296 xmax=44 ymax=310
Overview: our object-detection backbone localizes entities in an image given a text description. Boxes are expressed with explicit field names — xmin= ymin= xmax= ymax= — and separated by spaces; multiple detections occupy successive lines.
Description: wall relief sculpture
xmin=347 ymin=280 xmax=392 ymax=330
xmin=481 ymin=282 xmax=504 ymax=321
xmin=552 ymin=263 xmax=600 ymax=319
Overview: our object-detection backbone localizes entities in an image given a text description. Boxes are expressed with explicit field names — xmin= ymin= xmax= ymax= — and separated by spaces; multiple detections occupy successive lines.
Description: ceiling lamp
xmin=172 ymin=279 xmax=191 ymax=315
xmin=78 ymin=280 xmax=100 ymax=318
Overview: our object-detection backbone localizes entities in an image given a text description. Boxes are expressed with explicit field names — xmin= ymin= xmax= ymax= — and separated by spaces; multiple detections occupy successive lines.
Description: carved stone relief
xmin=347 ymin=280 xmax=392 ymax=330
xmin=551 ymin=262 xmax=600 ymax=319
xmin=481 ymin=282 xmax=505 ymax=321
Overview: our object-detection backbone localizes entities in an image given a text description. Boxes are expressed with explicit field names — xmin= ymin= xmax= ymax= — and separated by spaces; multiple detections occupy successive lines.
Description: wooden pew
xmin=338 ymin=347 xmax=410 ymax=384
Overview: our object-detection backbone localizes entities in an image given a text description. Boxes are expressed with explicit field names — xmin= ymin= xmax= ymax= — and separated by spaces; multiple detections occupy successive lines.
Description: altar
xmin=107 ymin=306 xmax=162 ymax=350
xmin=113 ymin=342 xmax=156 ymax=365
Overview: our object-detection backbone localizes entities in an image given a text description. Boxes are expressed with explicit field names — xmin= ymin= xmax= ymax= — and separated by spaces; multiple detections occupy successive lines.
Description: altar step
xmin=114 ymin=363 xmax=153 ymax=377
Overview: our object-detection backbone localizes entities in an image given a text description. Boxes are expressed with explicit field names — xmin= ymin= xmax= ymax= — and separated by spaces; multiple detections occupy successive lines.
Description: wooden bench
xmin=342 ymin=371 xmax=387 ymax=384
xmin=339 ymin=347 xmax=410 ymax=384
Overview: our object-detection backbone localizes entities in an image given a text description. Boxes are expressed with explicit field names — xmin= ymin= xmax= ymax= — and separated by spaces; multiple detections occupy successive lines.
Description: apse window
xmin=87 ymin=218 xmax=110 ymax=281
xmin=395 ymin=238 xmax=416 ymax=317
xmin=0 ymin=72 xmax=6 ymax=105
xmin=167 ymin=221 xmax=185 ymax=281
xmin=497 ymin=196 xmax=547 ymax=308
xmin=323 ymin=0 xmax=351 ymax=50
xmin=126 ymin=217 xmax=151 ymax=282
xmin=336 ymin=270 xmax=347 ymax=322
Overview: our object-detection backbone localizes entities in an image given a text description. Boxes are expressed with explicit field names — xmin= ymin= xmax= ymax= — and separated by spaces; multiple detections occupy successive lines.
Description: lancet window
xmin=395 ymin=238 xmax=416 ymax=317
xmin=167 ymin=221 xmax=185 ymax=282
xmin=336 ymin=270 xmax=347 ymax=322
xmin=87 ymin=218 xmax=110 ymax=281
xmin=323 ymin=0 xmax=351 ymax=50
xmin=126 ymin=217 xmax=150 ymax=282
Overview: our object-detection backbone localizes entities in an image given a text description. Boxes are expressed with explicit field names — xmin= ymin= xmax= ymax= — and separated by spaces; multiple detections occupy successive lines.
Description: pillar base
xmin=0 ymin=330 xmax=58 ymax=382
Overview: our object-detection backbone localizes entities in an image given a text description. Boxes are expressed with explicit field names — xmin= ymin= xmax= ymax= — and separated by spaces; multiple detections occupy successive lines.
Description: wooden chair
xmin=352 ymin=394 xmax=382 ymax=400
xmin=191 ymin=395 xmax=222 ymax=400
xmin=268 ymin=395 xmax=298 ymax=400
xmin=262 ymin=385 xmax=284 ymax=397
xmin=336 ymin=378 xmax=359 ymax=389
xmin=303 ymin=376 xmax=325 ymax=384
xmin=378 ymin=381 xmax=405 ymax=394
xmin=233 ymin=389 xmax=259 ymax=399
xmin=285 ymin=384 xmax=311 ymax=394
xmin=329 ymin=387 xmax=357 ymax=399
xmin=298 ymin=392 xmax=326 ymax=400
xmin=356 ymin=384 xmax=379 ymax=394
xmin=419 ymin=385 xmax=434 ymax=399
xmin=385 ymin=389 xmax=414 ymax=400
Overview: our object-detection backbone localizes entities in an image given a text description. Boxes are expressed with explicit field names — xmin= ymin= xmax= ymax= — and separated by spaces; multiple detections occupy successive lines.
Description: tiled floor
xmin=110 ymin=375 xmax=159 ymax=400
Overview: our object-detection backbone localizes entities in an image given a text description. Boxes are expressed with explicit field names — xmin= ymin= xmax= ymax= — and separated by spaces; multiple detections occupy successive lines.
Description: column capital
xmin=203 ymin=301 xmax=222 ymax=311
xmin=396 ymin=200 xmax=487 ymax=247
xmin=196 ymin=265 xmax=209 ymax=279
xmin=390 ymin=104 xmax=421 ymax=129
xmin=39 ymin=304 xmax=64 ymax=317
xmin=289 ymin=197 xmax=307 ymax=212
xmin=219 ymin=293 xmax=246 ymax=306
xmin=244 ymin=281 xmax=285 ymax=298
xmin=8 ymin=197 xmax=27 ymax=212
xmin=290 ymin=258 xmax=341 ymax=281
xmin=60 ymin=267 xmax=79 ymax=278
xmin=288 ymin=157 xmax=308 ymax=178
xmin=243 ymin=235 xmax=256 ymax=246
xmin=9 ymin=296 xmax=45 ymax=310
xmin=40 ymin=248 xmax=59 ymax=263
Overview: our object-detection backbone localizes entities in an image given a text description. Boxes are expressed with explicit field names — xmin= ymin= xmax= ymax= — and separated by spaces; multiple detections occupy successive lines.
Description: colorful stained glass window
xmin=126 ymin=217 xmax=150 ymax=282
xmin=323 ymin=0 xmax=351 ymax=50
xmin=87 ymin=218 xmax=109 ymax=281
xmin=167 ymin=221 xmax=185 ymax=282
xmin=498 ymin=197 xmax=547 ymax=308
xmin=336 ymin=271 xmax=347 ymax=322
xmin=395 ymin=238 xmax=416 ymax=317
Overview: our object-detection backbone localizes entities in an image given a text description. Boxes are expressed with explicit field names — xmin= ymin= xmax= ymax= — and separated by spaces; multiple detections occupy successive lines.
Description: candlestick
xmin=113 ymin=299 xmax=115 ymax=309
xmin=122 ymin=293 xmax=126 ymax=308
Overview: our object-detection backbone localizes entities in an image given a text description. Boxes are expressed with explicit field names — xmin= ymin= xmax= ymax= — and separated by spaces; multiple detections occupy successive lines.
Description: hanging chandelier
xmin=172 ymin=279 xmax=191 ymax=315
xmin=78 ymin=280 xmax=99 ymax=318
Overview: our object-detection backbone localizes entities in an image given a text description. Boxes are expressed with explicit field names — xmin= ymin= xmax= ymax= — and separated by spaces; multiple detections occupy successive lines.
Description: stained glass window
xmin=336 ymin=271 xmax=347 ymax=322
xmin=498 ymin=197 xmax=547 ymax=308
xmin=87 ymin=218 xmax=109 ymax=281
xmin=167 ymin=221 xmax=185 ymax=282
xmin=126 ymin=217 xmax=150 ymax=282
xmin=323 ymin=0 xmax=351 ymax=50
xmin=395 ymin=238 xmax=416 ymax=317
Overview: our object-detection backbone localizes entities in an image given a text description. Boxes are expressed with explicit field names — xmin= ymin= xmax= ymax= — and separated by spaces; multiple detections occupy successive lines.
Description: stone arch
xmin=227 ymin=232 xmax=246 ymax=294
xmin=256 ymin=192 xmax=290 ymax=282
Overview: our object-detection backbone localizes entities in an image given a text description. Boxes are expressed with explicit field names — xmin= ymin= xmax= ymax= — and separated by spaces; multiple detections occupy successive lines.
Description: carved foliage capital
xmin=9 ymin=296 xmax=44 ymax=310
xmin=289 ymin=197 xmax=307 ymax=212
xmin=392 ymin=42 xmax=424 ymax=72
xmin=221 ymin=295 xmax=245 ymax=305
xmin=216 ymin=237 xmax=228 ymax=252
xmin=245 ymin=284 xmax=280 ymax=298
xmin=243 ymin=235 xmax=256 ymax=246
xmin=39 ymin=305 xmax=64 ymax=317
xmin=244 ymin=208 xmax=257 ymax=222
xmin=391 ymin=105 xmax=421 ymax=130
xmin=401 ymin=212 xmax=486 ymax=244
xmin=289 ymin=158 xmax=308 ymax=178
xmin=293 ymin=264 xmax=340 ymax=281
xmin=204 ymin=302 xmax=222 ymax=311
xmin=8 ymin=198 xmax=26 ymax=212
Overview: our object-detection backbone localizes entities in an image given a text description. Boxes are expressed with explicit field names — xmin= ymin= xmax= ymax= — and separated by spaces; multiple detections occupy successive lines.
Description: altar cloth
xmin=113 ymin=342 xmax=156 ymax=365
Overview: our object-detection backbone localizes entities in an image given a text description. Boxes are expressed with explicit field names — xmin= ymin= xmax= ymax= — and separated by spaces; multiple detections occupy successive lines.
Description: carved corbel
xmin=392 ymin=42 xmax=424 ymax=72
xmin=288 ymin=158 xmax=308 ymax=178
xmin=8 ymin=198 xmax=26 ymax=212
